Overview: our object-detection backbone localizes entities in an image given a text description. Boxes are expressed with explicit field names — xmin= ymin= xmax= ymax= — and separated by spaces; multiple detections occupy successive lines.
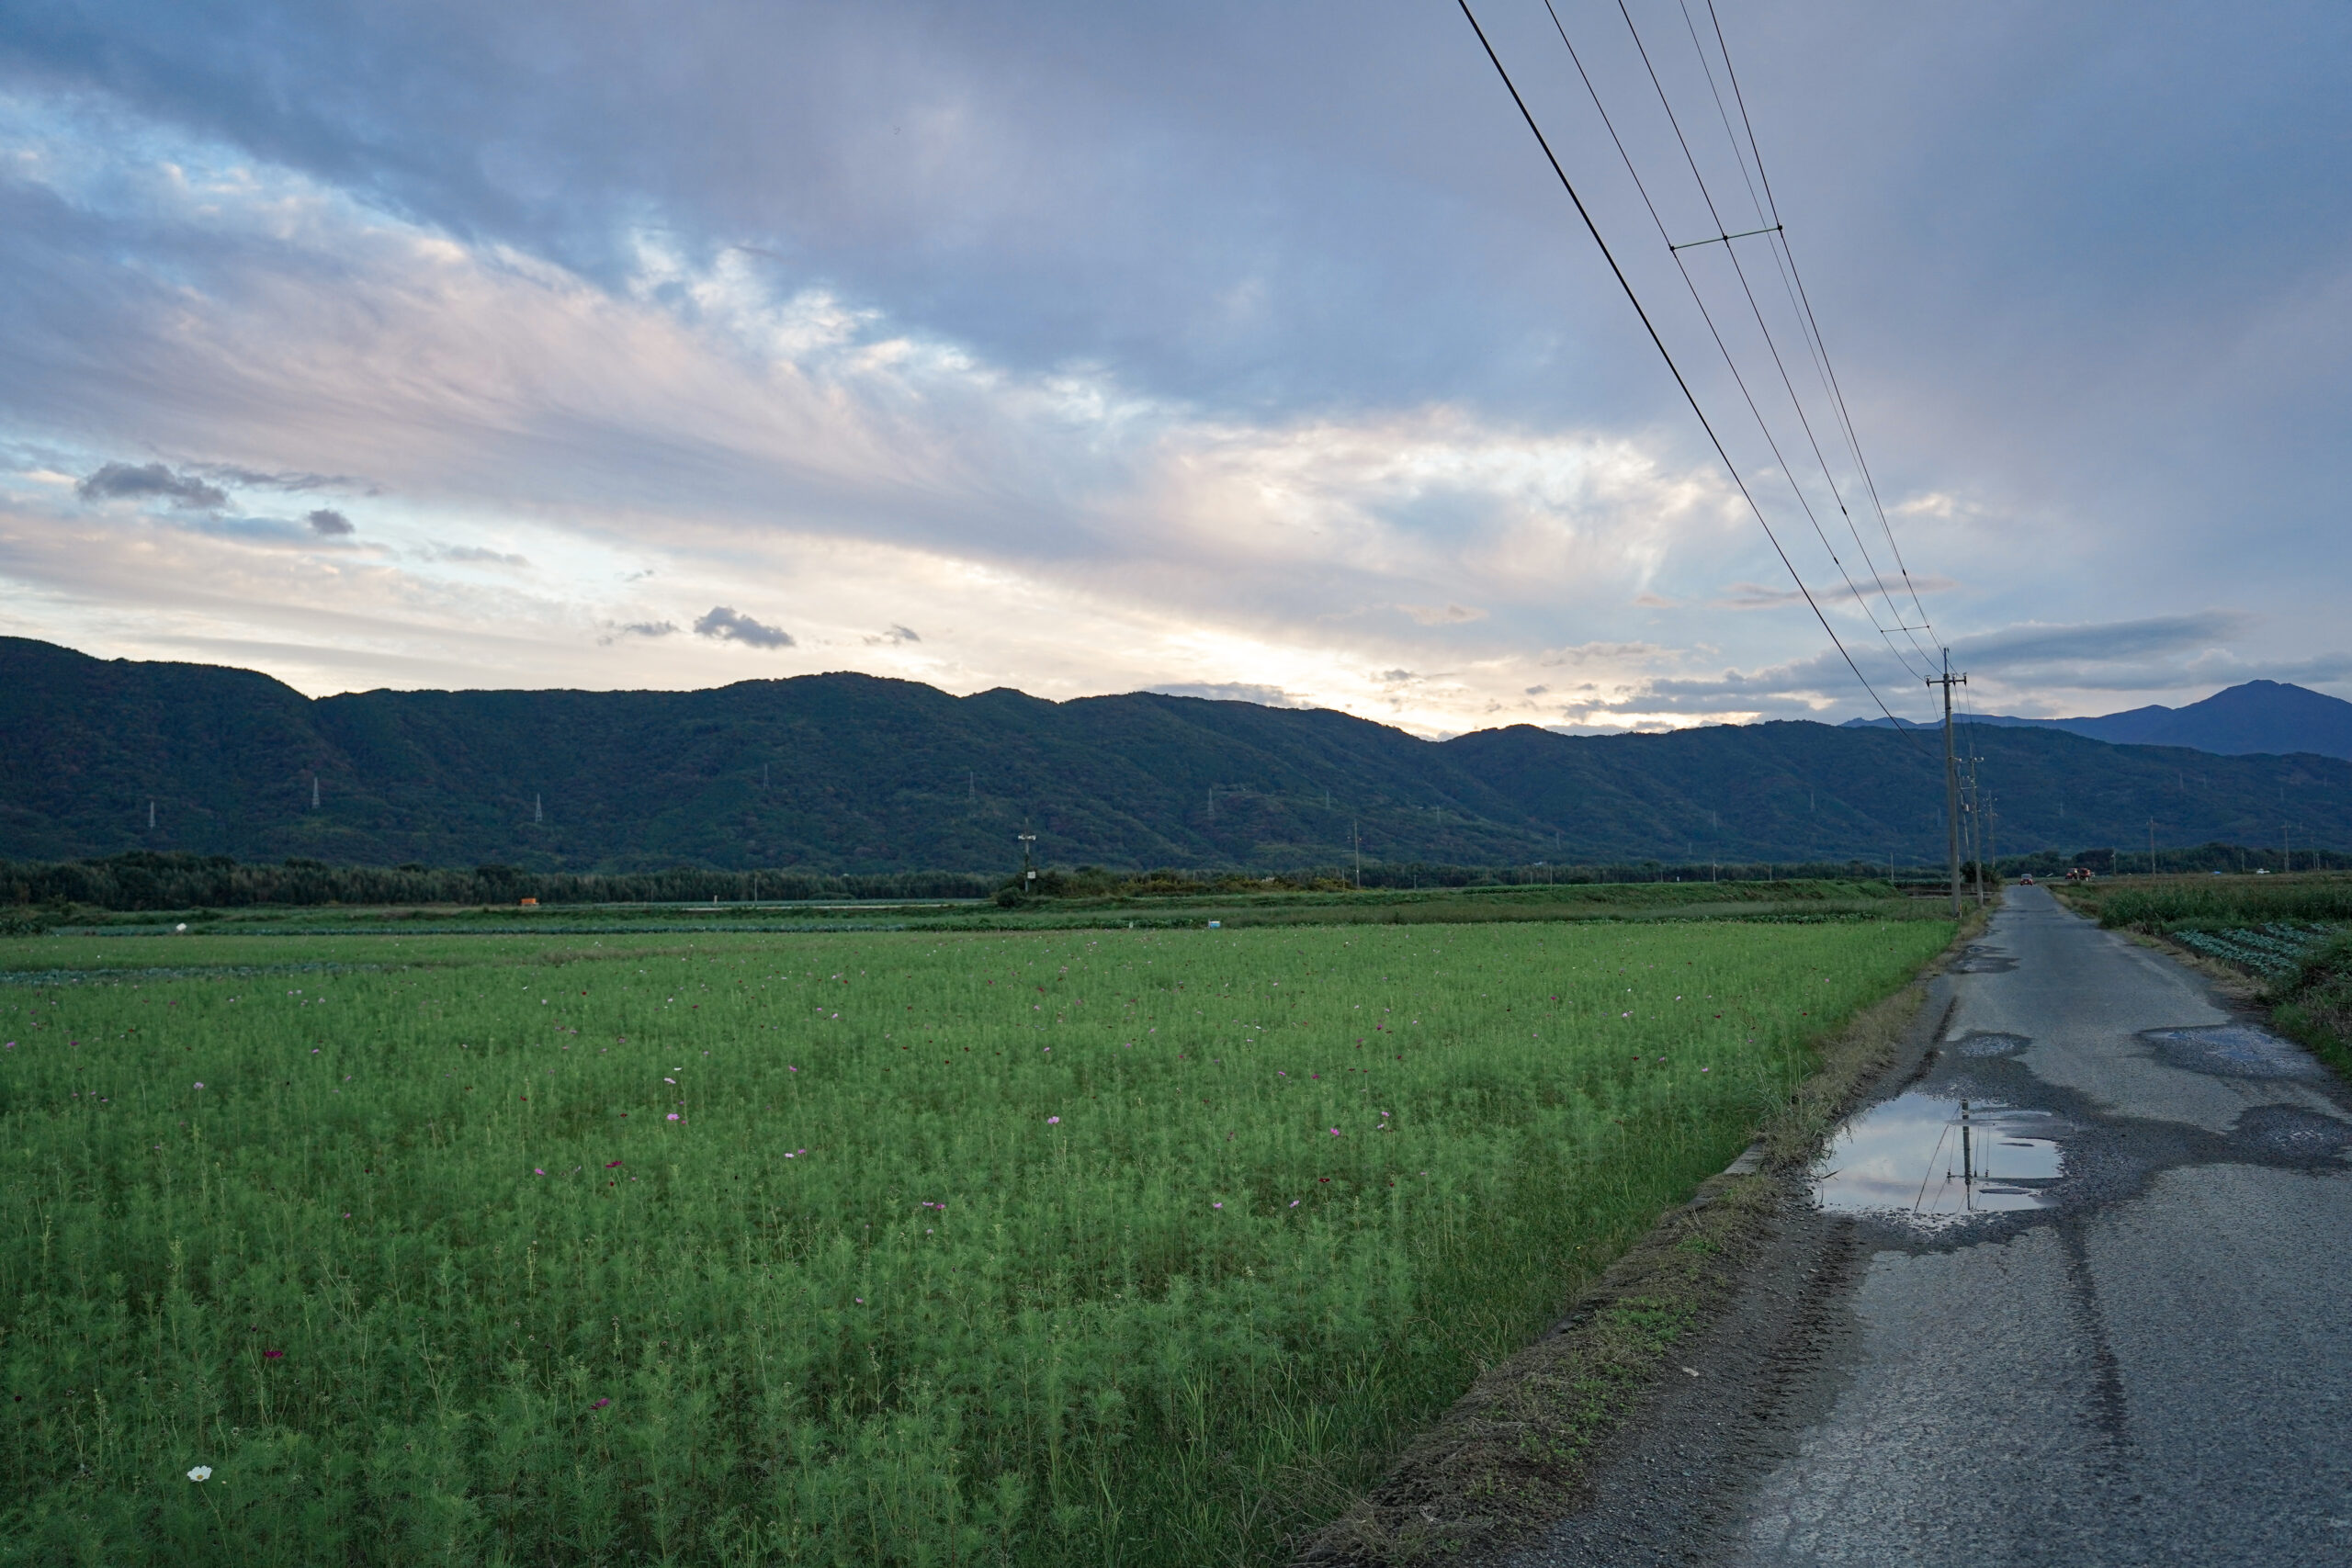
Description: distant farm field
xmin=0 ymin=918 xmax=1950 ymax=1565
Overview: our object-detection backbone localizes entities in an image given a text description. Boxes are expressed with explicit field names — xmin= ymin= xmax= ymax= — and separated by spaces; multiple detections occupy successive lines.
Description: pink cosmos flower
xmin=263 ymin=1348 xmax=285 ymax=1359
xmin=667 ymin=1112 xmax=680 ymax=1122
xmin=1046 ymin=1115 xmax=1060 ymax=1124
xmin=193 ymin=1082 xmax=204 ymax=1089
xmin=1213 ymin=1201 xmax=1224 ymax=1210
xmin=593 ymin=1397 xmax=611 ymax=1409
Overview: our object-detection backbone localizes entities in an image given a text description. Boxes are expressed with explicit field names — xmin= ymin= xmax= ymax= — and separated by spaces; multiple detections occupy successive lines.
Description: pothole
xmin=1951 ymin=947 xmax=2017 ymax=974
xmin=2231 ymin=1104 xmax=2352 ymax=1165
xmin=1812 ymin=1092 xmax=2064 ymax=1221
xmin=2141 ymin=1024 xmax=2326 ymax=1080
xmin=1950 ymin=1031 xmax=2031 ymax=1058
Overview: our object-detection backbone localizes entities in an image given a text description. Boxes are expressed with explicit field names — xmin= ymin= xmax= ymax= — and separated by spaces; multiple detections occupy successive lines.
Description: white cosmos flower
xmin=187 ymin=1465 xmax=212 ymax=1482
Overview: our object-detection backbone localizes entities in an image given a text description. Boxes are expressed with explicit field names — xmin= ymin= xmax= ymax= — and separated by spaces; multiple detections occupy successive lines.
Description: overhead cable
xmin=1694 ymin=0 xmax=1942 ymax=652
xmin=1594 ymin=0 xmax=1932 ymax=679
xmin=1453 ymin=0 xmax=1916 ymax=735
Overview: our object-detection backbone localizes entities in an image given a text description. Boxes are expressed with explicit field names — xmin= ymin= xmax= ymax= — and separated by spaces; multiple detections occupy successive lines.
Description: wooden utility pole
xmin=1984 ymin=795 xmax=1997 ymax=888
xmin=2148 ymin=818 xmax=2158 ymax=877
xmin=1926 ymin=651 xmax=1967 ymax=917
xmin=1963 ymin=755 xmax=1985 ymax=908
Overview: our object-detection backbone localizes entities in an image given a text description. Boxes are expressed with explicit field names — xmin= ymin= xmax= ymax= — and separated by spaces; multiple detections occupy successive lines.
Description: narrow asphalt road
xmin=1506 ymin=884 xmax=2352 ymax=1567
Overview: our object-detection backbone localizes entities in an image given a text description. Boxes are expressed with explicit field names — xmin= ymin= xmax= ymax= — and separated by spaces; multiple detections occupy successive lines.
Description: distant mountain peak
xmin=1839 ymin=680 xmax=2352 ymax=761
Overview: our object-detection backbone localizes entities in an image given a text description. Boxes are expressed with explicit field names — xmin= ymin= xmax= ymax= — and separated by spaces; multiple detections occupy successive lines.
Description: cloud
xmin=1397 ymin=603 xmax=1485 ymax=626
xmin=1148 ymin=682 xmax=1311 ymax=708
xmin=75 ymin=462 xmax=226 ymax=510
xmin=864 ymin=623 xmax=921 ymax=645
xmin=1713 ymin=581 xmax=1809 ymax=611
xmin=199 ymin=465 xmax=366 ymax=492
xmin=5 ymin=8 xmax=2348 ymax=737
xmin=440 ymin=544 xmax=529 ymax=566
xmin=693 ymin=604 xmax=795 ymax=649
xmin=1711 ymin=573 xmax=1959 ymax=613
xmin=1951 ymin=613 xmax=2246 ymax=671
xmin=598 ymin=619 xmax=678 ymax=645
xmin=307 ymin=508 xmax=354 ymax=536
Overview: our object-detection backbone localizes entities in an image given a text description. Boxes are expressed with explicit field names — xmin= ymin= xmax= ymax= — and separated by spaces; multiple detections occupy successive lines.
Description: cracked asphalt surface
xmin=1501 ymin=885 xmax=2352 ymax=1567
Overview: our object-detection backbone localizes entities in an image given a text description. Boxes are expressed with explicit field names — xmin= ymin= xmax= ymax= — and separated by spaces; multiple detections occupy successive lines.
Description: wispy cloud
xmin=1396 ymin=603 xmax=1485 ymax=626
xmin=307 ymin=508 xmax=354 ymax=536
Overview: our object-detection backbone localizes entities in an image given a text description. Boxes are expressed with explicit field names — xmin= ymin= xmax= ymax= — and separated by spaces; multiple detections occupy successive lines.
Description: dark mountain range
xmin=1841 ymin=679 xmax=2352 ymax=761
xmin=4 ymin=637 xmax=2347 ymax=872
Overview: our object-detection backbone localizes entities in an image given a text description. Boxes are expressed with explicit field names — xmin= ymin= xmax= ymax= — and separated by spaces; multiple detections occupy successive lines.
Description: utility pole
xmin=1926 ymin=651 xmax=1967 ymax=917
xmin=1968 ymin=757 xmax=1985 ymax=907
xmin=1018 ymin=830 xmax=1037 ymax=893
xmin=148 ymin=798 xmax=155 ymax=830
xmin=1352 ymin=820 xmax=1362 ymax=890
xmin=535 ymin=793 xmax=543 ymax=825
xmin=2147 ymin=818 xmax=2158 ymax=877
xmin=1984 ymin=795 xmax=1997 ymax=888
xmin=311 ymin=772 xmax=321 ymax=809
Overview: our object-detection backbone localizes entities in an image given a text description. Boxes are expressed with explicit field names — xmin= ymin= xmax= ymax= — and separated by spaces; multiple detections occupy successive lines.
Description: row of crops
xmin=2170 ymin=922 xmax=2340 ymax=977
xmin=0 ymin=918 xmax=1950 ymax=1564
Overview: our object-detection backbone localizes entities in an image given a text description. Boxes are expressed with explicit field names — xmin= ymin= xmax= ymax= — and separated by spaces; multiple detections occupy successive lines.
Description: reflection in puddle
xmin=1812 ymin=1092 xmax=2064 ymax=1218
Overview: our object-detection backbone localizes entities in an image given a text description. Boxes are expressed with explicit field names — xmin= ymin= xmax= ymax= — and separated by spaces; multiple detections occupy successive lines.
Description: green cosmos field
xmin=0 ymin=914 xmax=1950 ymax=1564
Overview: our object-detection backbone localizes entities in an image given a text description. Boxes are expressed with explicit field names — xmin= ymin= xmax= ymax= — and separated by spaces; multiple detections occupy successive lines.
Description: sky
xmin=1 ymin=0 xmax=2346 ymax=736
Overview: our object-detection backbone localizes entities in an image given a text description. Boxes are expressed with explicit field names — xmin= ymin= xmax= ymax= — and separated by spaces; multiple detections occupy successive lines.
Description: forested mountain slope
xmin=6 ymin=637 xmax=2346 ymax=872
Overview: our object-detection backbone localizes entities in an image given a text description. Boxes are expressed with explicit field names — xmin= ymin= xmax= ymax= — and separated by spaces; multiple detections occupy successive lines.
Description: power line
xmin=1695 ymin=0 xmax=1941 ymax=653
xmin=1454 ymin=0 xmax=1914 ymax=733
xmin=1593 ymin=0 xmax=1932 ymax=680
xmin=1668 ymin=0 xmax=1938 ymax=673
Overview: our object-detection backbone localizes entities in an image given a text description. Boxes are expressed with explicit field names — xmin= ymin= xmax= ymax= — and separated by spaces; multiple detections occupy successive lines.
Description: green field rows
xmin=0 ymin=918 xmax=1949 ymax=1564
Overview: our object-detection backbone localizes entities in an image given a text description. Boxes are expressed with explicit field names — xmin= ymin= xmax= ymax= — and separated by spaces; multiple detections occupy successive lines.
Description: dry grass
xmin=1291 ymin=904 xmax=1987 ymax=1565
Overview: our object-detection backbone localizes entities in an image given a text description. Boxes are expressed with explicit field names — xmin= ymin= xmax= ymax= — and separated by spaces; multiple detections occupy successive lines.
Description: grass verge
xmin=1293 ymin=901 xmax=1989 ymax=1565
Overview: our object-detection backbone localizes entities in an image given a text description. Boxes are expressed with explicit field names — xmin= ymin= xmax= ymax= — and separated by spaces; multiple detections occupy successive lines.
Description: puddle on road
xmin=1812 ymin=1092 xmax=2064 ymax=1220
xmin=2143 ymin=1025 xmax=2326 ymax=1081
